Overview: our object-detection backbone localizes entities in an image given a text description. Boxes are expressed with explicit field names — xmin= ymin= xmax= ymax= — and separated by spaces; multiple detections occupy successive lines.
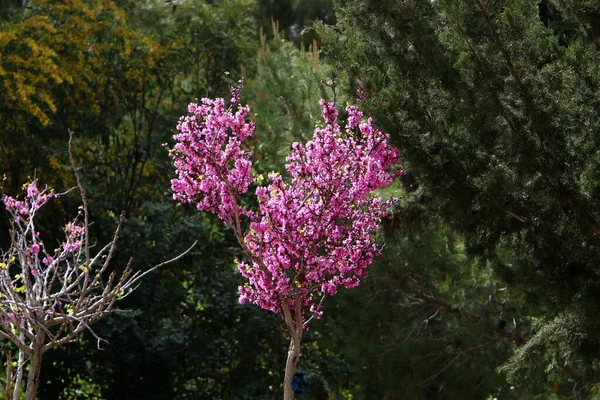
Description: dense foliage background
xmin=1 ymin=0 xmax=600 ymax=398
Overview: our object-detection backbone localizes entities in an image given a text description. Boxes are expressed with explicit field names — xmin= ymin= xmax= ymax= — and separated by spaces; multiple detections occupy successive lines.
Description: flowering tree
xmin=169 ymin=82 xmax=402 ymax=399
xmin=0 ymin=141 xmax=194 ymax=400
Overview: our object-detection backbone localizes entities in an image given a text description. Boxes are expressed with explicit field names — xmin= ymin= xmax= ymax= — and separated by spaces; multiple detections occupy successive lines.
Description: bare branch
xmin=0 ymin=163 xmax=195 ymax=398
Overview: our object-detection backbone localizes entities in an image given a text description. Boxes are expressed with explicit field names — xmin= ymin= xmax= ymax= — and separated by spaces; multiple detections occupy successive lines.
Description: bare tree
xmin=0 ymin=136 xmax=194 ymax=399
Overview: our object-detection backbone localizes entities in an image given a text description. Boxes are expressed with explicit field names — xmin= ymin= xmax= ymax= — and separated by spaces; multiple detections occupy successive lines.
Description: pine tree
xmin=244 ymin=20 xmax=328 ymax=174
xmin=317 ymin=0 xmax=600 ymax=393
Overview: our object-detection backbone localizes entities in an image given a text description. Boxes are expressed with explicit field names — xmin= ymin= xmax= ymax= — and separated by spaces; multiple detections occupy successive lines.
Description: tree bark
xmin=12 ymin=345 xmax=25 ymax=400
xmin=283 ymin=335 xmax=301 ymax=400
xmin=24 ymin=333 xmax=45 ymax=400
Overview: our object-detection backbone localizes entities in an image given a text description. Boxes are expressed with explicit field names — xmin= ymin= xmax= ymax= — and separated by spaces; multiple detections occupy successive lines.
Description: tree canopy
xmin=317 ymin=0 xmax=600 ymax=395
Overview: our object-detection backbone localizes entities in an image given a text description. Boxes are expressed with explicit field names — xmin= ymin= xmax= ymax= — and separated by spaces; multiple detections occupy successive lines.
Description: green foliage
xmin=168 ymin=0 xmax=258 ymax=98
xmin=256 ymin=0 xmax=335 ymax=48
xmin=37 ymin=202 xmax=288 ymax=399
xmin=118 ymin=0 xmax=258 ymax=99
xmin=244 ymin=22 xmax=328 ymax=173
xmin=0 ymin=0 xmax=23 ymax=21
xmin=0 ymin=0 xmax=140 ymax=191
xmin=317 ymin=0 xmax=600 ymax=393
xmin=317 ymin=209 xmax=546 ymax=398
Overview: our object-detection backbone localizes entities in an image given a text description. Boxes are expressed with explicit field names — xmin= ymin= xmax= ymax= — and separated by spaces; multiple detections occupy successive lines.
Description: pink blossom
xmin=320 ymin=99 xmax=338 ymax=124
xmin=169 ymin=81 xmax=254 ymax=221
xmin=3 ymin=182 xmax=54 ymax=218
xmin=63 ymin=220 xmax=84 ymax=253
xmin=170 ymin=83 xmax=403 ymax=324
xmin=345 ymin=106 xmax=363 ymax=130
xmin=26 ymin=182 xmax=39 ymax=198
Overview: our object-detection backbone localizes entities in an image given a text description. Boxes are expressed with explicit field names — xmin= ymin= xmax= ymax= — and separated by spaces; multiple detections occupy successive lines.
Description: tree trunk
xmin=283 ymin=335 xmax=301 ymax=400
xmin=24 ymin=334 xmax=45 ymax=400
xmin=12 ymin=348 xmax=25 ymax=400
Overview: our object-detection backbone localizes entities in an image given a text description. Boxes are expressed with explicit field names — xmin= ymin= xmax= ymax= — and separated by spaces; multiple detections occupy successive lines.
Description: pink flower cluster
xmin=2 ymin=182 xmax=85 ymax=270
xmin=3 ymin=181 xmax=54 ymax=222
xmin=170 ymin=81 xmax=254 ymax=221
xmin=169 ymin=85 xmax=403 ymax=321
xmin=63 ymin=221 xmax=84 ymax=253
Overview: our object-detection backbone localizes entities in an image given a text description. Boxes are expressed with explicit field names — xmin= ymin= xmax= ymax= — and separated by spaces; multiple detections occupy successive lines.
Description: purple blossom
xmin=170 ymin=84 xmax=403 ymax=323
xmin=30 ymin=244 xmax=40 ymax=254
xmin=2 ymin=182 xmax=87 ymax=286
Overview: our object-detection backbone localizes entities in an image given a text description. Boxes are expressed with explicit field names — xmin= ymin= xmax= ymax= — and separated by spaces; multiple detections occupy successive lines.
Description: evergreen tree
xmin=320 ymin=212 xmax=556 ymax=398
xmin=255 ymin=0 xmax=335 ymax=48
xmin=244 ymin=21 xmax=328 ymax=174
xmin=317 ymin=0 xmax=600 ymax=394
